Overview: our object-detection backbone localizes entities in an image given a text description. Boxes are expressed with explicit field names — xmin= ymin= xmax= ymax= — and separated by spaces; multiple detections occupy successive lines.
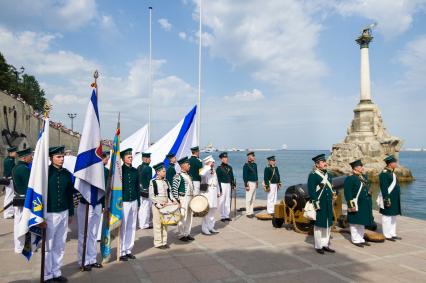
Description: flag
xmin=133 ymin=106 xmax=197 ymax=171
xmin=101 ymin=121 xmax=123 ymax=261
xmin=74 ymin=88 xmax=105 ymax=205
xmin=17 ymin=117 xmax=50 ymax=260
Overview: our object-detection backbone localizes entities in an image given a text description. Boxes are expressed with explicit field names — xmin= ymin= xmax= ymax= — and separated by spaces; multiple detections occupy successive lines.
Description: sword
xmin=0 ymin=201 xmax=13 ymax=213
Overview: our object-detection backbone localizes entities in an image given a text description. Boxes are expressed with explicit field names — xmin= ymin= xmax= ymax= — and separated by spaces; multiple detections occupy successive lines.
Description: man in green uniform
xmin=11 ymin=147 xmax=32 ymax=253
xmin=3 ymin=146 xmax=17 ymax=219
xmin=44 ymin=146 xmax=74 ymax=282
xmin=166 ymin=152 xmax=177 ymax=185
xmin=379 ymin=155 xmax=402 ymax=241
xmin=344 ymin=159 xmax=373 ymax=247
xmin=120 ymin=148 xmax=139 ymax=261
xmin=137 ymin=152 xmax=153 ymax=229
xmin=263 ymin=156 xmax=281 ymax=215
xmin=189 ymin=146 xmax=203 ymax=195
xmin=216 ymin=152 xmax=235 ymax=222
xmin=307 ymin=154 xmax=336 ymax=254
xmin=243 ymin=151 xmax=258 ymax=218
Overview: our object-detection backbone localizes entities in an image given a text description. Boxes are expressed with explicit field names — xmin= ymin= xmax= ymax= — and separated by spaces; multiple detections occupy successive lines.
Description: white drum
xmin=189 ymin=195 xmax=209 ymax=217
xmin=159 ymin=204 xmax=181 ymax=225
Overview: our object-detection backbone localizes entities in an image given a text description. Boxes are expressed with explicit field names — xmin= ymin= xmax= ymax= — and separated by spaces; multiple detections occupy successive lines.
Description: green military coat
xmin=12 ymin=161 xmax=30 ymax=196
xmin=243 ymin=162 xmax=258 ymax=187
xmin=344 ymin=174 xmax=374 ymax=226
xmin=47 ymin=165 xmax=74 ymax=216
xmin=264 ymin=165 xmax=281 ymax=186
xmin=166 ymin=163 xmax=176 ymax=185
xmin=123 ymin=164 xmax=139 ymax=203
xmin=307 ymin=170 xmax=334 ymax=228
xmin=3 ymin=156 xmax=15 ymax=178
xmin=216 ymin=163 xmax=235 ymax=193
xmin=189 ymin=156 xmax=202 ymax=182
xmin=379 ymin=168 xmax=401 ymax=216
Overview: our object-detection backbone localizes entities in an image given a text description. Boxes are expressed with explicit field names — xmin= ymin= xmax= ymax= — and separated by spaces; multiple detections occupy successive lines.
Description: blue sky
xmin=0 ymin=0 xmax=425 ymax=150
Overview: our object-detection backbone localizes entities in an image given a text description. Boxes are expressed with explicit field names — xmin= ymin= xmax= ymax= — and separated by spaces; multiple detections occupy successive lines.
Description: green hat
xmin=49 ymin=146 xmax=65 ymax=156
xmin=120 ymin=148 xmax=132 ymax=158
xmin=267 ymin=156 xmax=275 ymax=161
xmin=177 ymin=156 xmax=189 ymax=165
xmin=166 ymin=152 xmax=175 ymax=159
xmin=312 ymin=154 xmax=326 ymax=163
xmin=142 ymin=152 xmax=151 ymax=158
xmin=7 ymin=146 xmax=17 ymax=153
xmin=190 ymin=146 xmax=199 ymax=152
xmin=17 ymin=147 xmax=32 ymax=157
xmin=153 ymin=162 xmax=165 ymax=171
xmin=219 ymin=152 xmax=228 ymax=159
xmin=384 ymin=155 xmax=397 ymax=165
xmin=246 ymin=151 xmax=255 ymax=157
xmin=350 ymin=159 xmax=363 ymax=168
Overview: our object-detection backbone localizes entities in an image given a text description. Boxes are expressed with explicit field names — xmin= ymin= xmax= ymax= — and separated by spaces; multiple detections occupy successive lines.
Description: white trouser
xmin=246 ymin=181 xmax=257 ymax=215
xmin=3 ymin=183 xmax=14 ymax=218
xmin=97 ymin=213 xmax=103 ymax=241
xmin=152 ymin=196 xmax=168 ymax=247
xmin=77 ymin=203 xmax=102 ymax=265
xmin=202 ymin=207 xmax=217 ymax=233
xmin=219 ymin=183 xmax=231 ymax=219
xmin=193 ymin=181 xmax=201 ymax=196
xmin=178 ymin=196 xmax=193 ymax=237
xmin=382 ymin=215 xmax=397 ymax=238
xmin=120 ymin=200 xmax=138 ymax=256
xmin=267 ymin=184 xmax=278 ymax=214
xmin=350 ymin=224 xmax=365 ymax=244
xmin=13 ymin=206 xmax=24 ymax=253
xmin=314 ymin=226 xmax=331 ymax=249
xmin=138 ymin=197 xmax=152 ymax=229
xmin=44 ymin=210 xmax=69 ymax=281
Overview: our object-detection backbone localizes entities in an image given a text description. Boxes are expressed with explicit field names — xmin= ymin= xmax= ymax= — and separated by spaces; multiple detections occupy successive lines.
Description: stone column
xmin=356 ymin=29 xmax=373 ymax=102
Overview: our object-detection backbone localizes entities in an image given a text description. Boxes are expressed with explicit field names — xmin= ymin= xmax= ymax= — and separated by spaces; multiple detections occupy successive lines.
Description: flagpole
xmin=148 ymin=6 xmax=153 ymax=145
xmin=197 ymin=0 xmax=202 ymax=146
xmin=81 ymin=71 xmax=99 ymax=271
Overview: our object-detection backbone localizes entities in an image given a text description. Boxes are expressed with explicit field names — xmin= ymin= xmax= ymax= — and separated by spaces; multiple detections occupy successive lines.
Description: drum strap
xmin=153 ymin=179 xmax=172 ymax=200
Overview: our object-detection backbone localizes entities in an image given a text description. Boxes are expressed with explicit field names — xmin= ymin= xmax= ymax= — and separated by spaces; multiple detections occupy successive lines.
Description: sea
xmin=200 ymin=150 xmax=426 ymax=221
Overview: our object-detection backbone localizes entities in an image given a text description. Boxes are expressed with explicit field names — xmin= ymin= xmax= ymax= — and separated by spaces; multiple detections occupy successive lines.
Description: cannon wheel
xmin=272 ymin=216 xmax=284 ymax=228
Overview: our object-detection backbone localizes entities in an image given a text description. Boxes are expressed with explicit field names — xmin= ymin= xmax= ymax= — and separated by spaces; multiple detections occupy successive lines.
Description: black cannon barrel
xmin=284 ymin=175 xmax=347 ymax=211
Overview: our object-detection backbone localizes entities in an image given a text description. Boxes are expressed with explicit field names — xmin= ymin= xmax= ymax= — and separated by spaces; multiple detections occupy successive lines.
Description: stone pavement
xmin=1 ymin=198 xmax=426 ymax=283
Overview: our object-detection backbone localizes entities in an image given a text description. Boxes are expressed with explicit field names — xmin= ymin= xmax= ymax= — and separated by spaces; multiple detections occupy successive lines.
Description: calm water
xmin=200 ymin=151 xmax=426 ymax=221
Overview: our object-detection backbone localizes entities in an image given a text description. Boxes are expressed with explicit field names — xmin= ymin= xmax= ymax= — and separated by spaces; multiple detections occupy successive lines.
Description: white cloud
xmin=397 ymin=35 xmax=426 ymax=89
xmin=225 ymin=89 xmax=264 ymax=102
xmin=336 ymin=0 xmax=426 ymax=39
xmin=158 ymin=18 xmax=172 ymax=31
xmin=178 ymin=32 xmax=187 ymax=40
xmin=0 ymin=0 xmax=97 ymax=30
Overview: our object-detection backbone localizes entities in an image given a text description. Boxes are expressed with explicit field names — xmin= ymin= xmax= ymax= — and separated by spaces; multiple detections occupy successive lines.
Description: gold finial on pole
xmin=91 ymin=70 xmax=99 ymax=88
xmin=43 ymin=101 xmax=52 ymax=118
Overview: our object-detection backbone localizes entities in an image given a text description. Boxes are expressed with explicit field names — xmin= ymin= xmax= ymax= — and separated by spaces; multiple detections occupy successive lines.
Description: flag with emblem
xmin=17 ymin=117 xmax=50 ymax=260
xmin=101 ymin=116 xmax=123 ymax=262
xmin=74 ymin=87 xmax=105 ymax=205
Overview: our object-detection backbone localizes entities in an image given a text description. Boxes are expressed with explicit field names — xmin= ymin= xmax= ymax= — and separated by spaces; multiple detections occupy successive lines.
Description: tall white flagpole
xmin=197 ymin=0 xmax=202 ymax=146
xmin=148 ymin=6 xmax=153 ymax=145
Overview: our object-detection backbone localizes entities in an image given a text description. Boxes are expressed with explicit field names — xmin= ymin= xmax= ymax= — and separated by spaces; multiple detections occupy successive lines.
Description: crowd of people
xmin=2 ymin=145 xmax=402 ymax=282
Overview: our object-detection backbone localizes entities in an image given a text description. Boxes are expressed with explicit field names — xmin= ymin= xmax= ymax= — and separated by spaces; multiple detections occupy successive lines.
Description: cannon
xmin=272 ymin=176 xmax=347 ymax=232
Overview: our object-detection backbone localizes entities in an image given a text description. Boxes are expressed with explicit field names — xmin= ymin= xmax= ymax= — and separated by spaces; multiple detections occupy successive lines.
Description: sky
xmin=0 ymin=0 xmax=425 ymax=150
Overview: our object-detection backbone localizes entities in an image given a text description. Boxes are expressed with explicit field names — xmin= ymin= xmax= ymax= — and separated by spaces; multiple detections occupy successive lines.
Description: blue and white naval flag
xmin=74 ymin=88 xmax=105 ymax=205
xmin=17 ymin=117 xmax=50 ymax=260
xmin=133 ymin=106 xmax=197 ymax=171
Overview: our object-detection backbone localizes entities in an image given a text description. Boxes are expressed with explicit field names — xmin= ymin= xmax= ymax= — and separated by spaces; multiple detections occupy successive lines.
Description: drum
xmin=159 ymin=204 xmax=181 ymax=225
xmin=189 ymin=195 xmax=209 ymax=217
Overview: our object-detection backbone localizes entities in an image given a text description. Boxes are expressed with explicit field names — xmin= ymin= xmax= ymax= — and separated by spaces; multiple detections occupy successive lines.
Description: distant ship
xmin=282 ymin=144 xmax=288 ymax=150
xmin=202 ymin=143 xmax=217 ymax=153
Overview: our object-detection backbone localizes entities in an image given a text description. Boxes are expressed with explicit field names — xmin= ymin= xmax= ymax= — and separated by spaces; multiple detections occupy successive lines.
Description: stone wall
xmin=0 ymin=91 xmax=80 ymax=175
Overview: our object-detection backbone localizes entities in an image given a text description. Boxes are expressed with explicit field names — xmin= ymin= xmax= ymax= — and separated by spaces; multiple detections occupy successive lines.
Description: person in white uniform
xmin=150 ymin=162 xmax=177 ymax=249
xmin=172 ymin=157 xmax=195 ymax=242
xmin=263 ymin=156 xmax=281 ymax=215
xmin=3 ymin=146 xmax=17 ymax=219
xmin=243 ymin=151 xmax=258 ymax=218
xmin=216 ymin=152 xmax=235 ymax=222
xmin=137 ymin=152 xmax=153 ymax=229
xmin=200 ymin=155 xmax=221 ymax=235
xmin=44 ymin=146 xmax=75 ymax=282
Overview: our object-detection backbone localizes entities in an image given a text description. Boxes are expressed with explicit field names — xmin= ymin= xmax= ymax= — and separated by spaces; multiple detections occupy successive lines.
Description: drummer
xmin=172 ymin=157 xmax=195 ymax=242
xmin=150 ymin=162 xmax=177 ymax=249
xmin=200 ymin=155 xmax=221 ymax=235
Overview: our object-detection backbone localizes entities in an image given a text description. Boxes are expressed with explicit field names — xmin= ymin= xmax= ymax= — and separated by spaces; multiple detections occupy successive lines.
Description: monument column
xmin=356 ymin=28 xmax=373 ymax=102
